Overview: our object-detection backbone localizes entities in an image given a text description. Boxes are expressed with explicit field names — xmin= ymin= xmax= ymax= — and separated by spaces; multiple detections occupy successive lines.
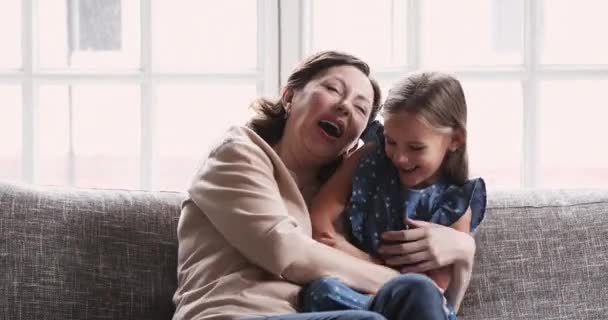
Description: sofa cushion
xmin=460 ymin=189 xmax=608 ymax=319
xmin=0 ymin=182 xmax=183 ymax=320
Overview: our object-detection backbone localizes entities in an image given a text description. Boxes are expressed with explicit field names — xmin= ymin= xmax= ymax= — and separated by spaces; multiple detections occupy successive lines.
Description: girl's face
xmin=383 ymin=111 xmax=460 ymax=189
xmin=284 ymin=65 xmax=374 ymax=165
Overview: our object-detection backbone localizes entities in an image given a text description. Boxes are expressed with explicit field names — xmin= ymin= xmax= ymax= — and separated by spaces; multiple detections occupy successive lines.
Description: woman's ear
xmin=281 ymin=88 xmax=294 ymax=112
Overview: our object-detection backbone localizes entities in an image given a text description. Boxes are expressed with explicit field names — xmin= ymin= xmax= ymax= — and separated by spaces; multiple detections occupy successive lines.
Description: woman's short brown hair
xmin=247 ymin=51 xmax=382 ymax=145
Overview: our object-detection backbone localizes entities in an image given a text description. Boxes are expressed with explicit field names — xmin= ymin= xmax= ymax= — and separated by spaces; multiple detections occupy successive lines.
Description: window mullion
xmin=258 ymin=0 xmax=280 ymax=97
xmin=389 ymin=0 xmax=408 ymax=70
xmin=140 ymin=81 xmax=154 ymax=190
xmin=522 ymin=0 xmax=541 ymax=188
xmin=67 ymin=86 xmax=75 ymax=186
xmin=406 ymin=0 xmax=420 ymax=70
xmin=21 ymin=0 xmax=34 ymax=183
xmin=279 ymin=0 xmax=306 ymax=87
xmin=140 ymin=0 xmax=153 ymax=189
xmin=21 ymin=80 xmax=34 ymax=183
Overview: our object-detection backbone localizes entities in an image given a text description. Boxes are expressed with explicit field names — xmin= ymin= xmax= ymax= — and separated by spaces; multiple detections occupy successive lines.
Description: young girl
xmin=301 ymin=72 xmax=486 ymax=319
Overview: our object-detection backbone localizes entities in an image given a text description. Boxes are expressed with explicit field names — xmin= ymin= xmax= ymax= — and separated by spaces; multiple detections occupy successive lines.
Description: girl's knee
xmin=388 ymin=273 xmax=437 ymax=290
xmin=382 ymin=273 xmax=443 ymax=301
xmin=339 ymin=310 xmax=387 ymax=320
xmin=300 ymin=277 xmax=347 ymax=306
xmin=370 ymin=274 xmax=447 ymax=318
xmin=300 ymin=278 xmax=370 ymax=312
xmin=303 ymin=277 xmax=343 ymax=297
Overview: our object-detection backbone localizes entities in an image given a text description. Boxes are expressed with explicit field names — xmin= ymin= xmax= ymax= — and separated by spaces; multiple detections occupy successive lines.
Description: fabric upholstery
xmin=0 ymin=182 xmax=182 ymax=320
xmin=2 ymin=181 xmax=607 ymax=319
xmin=460 ymin=189 xmax=608 ymax=320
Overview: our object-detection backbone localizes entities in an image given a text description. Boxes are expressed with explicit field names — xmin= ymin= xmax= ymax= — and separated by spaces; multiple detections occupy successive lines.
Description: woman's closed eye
xmin=324 ymin=84 xmax=341 ymax=95
xmin=355 ymin=105 xmax=368 ymax=115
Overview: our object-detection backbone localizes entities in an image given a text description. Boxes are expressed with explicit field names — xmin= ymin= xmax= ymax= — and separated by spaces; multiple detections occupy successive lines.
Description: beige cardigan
xmin=172 ymin=126 xmax=397 ymax=320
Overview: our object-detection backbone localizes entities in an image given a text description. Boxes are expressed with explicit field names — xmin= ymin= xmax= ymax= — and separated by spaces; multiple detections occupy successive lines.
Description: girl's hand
xmin=377 ymin=218 xmax=475 ymax=273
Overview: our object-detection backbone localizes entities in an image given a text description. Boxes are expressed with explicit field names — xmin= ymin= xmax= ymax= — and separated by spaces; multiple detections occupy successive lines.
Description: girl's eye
xmin=385 ymin=138 xmax=396 ymax=145
xmin=409 ymin=145 xmax=426 ymax=151
xmin=355 ymin=105 xmax=368 ymax=114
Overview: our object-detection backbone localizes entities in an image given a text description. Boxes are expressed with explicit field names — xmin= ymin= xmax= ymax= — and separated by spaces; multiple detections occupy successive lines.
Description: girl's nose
xmin=393 ymin=152 xmax=409 ymax=165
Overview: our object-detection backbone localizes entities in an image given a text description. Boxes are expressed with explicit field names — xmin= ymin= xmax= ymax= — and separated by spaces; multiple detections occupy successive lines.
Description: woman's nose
xmin=336 ymin=102 xmax=350 ymax=116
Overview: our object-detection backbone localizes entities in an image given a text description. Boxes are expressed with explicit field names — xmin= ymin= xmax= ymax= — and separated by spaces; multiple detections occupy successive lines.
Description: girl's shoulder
xmin=431 ymin=177 xmax=487 ymax=232
xmin=360 ymin=120 xmax=385 ymax=145
xmin=353 ymin=120 xmax=389 ymax=168
xmin=439 ymin=178 xmax=486 ymax=196
xmin=351 ymin=142 xmax=391 ymax=184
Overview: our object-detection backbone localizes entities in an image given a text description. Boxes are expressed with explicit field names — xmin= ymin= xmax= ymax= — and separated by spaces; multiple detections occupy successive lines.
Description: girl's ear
xmin=449 ymin=128 xmax=466 ymax=151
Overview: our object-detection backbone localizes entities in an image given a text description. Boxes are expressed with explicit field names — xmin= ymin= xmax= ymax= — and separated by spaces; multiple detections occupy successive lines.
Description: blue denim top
xmin=344 ymin=121 xmax=487 ymax=255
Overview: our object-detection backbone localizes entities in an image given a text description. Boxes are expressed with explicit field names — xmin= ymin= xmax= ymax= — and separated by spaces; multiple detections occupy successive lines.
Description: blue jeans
xmin=264 ymin=274 xmax=454 ymax=320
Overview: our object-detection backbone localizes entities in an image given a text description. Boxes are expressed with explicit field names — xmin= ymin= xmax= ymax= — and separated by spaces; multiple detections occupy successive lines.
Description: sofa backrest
xmin=4 ymin=181 xmax=608 ymax=320
xmin=0 ymin=182 xmax=183 ymax=320
xmin=460 ymin=189 xmax=608 ymax=319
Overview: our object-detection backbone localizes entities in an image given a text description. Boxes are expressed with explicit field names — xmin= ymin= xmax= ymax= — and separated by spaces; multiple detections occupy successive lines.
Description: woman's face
xmin=284 ymin=65 xmax=375 ymax=164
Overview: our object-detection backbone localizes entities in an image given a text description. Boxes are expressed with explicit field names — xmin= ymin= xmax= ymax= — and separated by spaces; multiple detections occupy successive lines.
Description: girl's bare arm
xmin=309 ymin=143 xmax=378 ymax=263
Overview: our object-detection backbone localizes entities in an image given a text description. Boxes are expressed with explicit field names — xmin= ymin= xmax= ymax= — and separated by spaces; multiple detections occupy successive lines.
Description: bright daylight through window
xmin=1 ymin=0 xmax=607 ymax=191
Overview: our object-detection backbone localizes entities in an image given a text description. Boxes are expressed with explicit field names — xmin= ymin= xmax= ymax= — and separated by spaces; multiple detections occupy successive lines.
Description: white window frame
xmin=5 ymin=0 xmax=608 ymax=190
xmin=5 ymin=0 xmax=279 ymax=190
xmin=280 ymin=0 xmax=608 ymax=188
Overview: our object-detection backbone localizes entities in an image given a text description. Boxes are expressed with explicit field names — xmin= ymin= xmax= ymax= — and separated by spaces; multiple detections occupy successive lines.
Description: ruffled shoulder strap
xmin=360 ymin=120 xmax=385 ymax=144
xmin=432 ymin=178 xmax=487 ymax=232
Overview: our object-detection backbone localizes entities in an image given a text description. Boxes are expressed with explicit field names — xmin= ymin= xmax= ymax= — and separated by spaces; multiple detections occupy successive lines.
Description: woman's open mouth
xmin=318 ymin=120 xmax=343 ymax=139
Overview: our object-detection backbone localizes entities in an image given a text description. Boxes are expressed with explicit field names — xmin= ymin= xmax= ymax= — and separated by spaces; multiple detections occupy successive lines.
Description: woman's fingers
xmin=400 ymin=261 xmax=437 ymax=274
xmin=384 ymin=250 xmax=430 ymax=267
xmin=378 ymin=238 xmax=427 ymax=256
xmin=318 ymin=236 xmax=337 ymax=247
xmin=405 ymin=218 xmax=436 ymax=229
xmin=381 ymin=227 xmax=425 ymax=242
xmin=378 ymin=220 xmax=474 ymax=270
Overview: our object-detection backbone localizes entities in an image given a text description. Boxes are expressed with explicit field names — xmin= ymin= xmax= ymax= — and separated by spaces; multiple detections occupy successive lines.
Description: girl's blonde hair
xmin=382 ymin=71 xmax=469 ymax=185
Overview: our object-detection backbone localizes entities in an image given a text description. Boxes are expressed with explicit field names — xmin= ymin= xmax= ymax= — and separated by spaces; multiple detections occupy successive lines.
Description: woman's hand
xmin=317 ymin=232 xmax=384 ymax=265
xmin=377 ymin=218 xmax=476 ymax=273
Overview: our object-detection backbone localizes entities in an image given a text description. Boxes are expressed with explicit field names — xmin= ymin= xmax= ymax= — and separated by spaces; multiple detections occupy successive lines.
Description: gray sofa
xmin=1 ymin=181 xmax=607 ymax=320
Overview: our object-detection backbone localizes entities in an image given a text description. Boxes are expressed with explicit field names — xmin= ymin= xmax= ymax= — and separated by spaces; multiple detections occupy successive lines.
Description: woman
xmin=172 ymin=51 xmax=476 ymax=320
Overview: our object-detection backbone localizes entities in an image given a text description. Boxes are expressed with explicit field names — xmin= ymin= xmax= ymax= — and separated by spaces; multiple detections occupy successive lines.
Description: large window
xmin=2 ymin=0 xmax=607 ymax=191
xmin=299 ymin=0 xmax=608 ymax=189
xmin=0 ymin=0 xmax=278 ymax=191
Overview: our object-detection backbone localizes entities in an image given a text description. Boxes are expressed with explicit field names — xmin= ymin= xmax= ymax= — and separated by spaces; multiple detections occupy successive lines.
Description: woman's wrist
xmin=454 ymin=231 xmax=476 ymax=268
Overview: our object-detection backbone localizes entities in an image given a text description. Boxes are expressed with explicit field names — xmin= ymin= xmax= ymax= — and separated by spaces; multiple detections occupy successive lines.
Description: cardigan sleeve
xmin=187 ymin=136 xmax=398 ymax=292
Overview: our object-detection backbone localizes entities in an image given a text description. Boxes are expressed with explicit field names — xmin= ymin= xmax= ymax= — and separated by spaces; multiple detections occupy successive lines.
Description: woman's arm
xmin=443 ymin=209 xmax=475 ymax=311
xmin=444 ymin=236 xmax=475 ymax=312
xmin=309 ymin=143 xmax=378 ymax=263
xmin=190 ymin=137 xmax=398 ymax=294
xmin=378 ymin=215 xmax=476 ymax=311
xmin=425 ymin=210 xmax=472 ymax=292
